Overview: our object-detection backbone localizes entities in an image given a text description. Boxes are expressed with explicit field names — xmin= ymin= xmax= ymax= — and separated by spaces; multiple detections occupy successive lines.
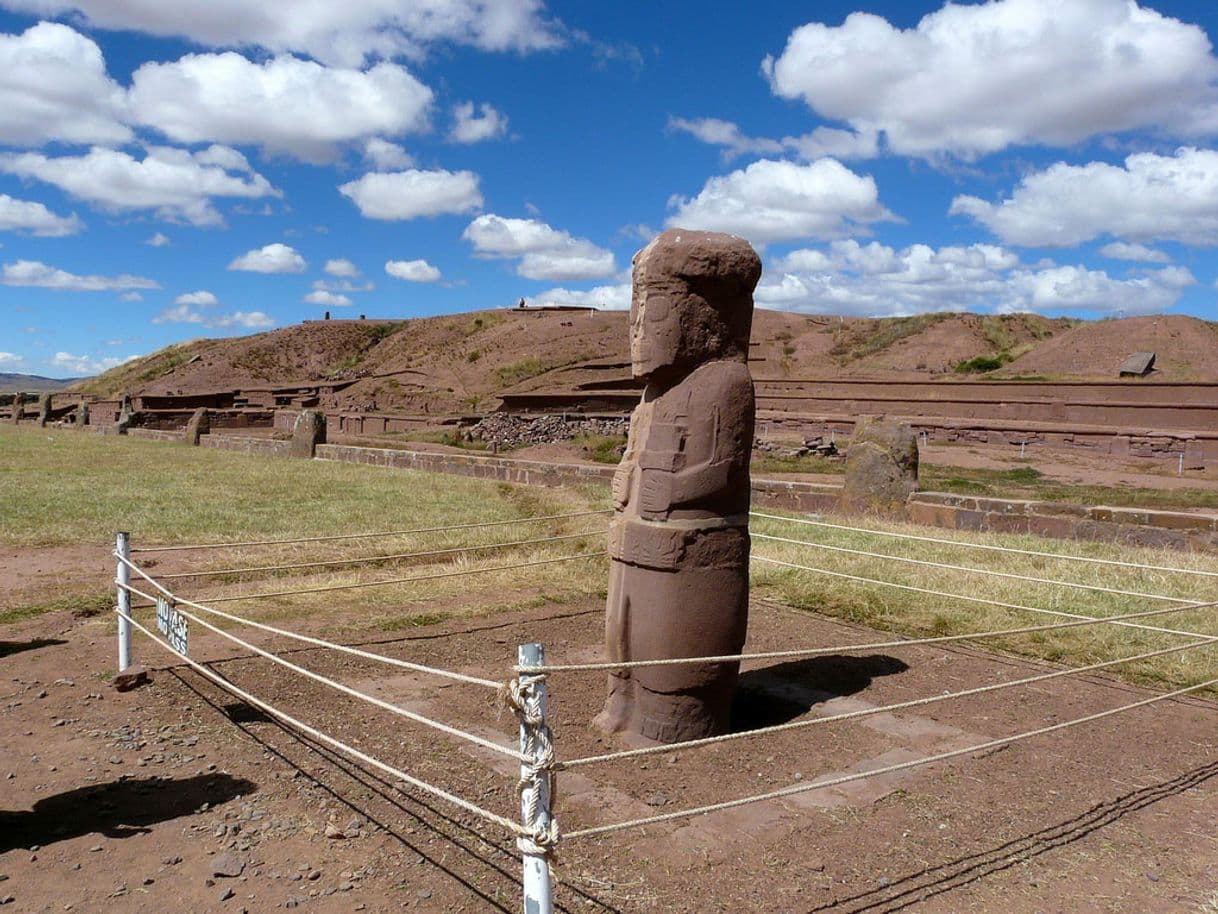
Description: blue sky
xmin=1 ymin=0 xmax=1218 ymax=377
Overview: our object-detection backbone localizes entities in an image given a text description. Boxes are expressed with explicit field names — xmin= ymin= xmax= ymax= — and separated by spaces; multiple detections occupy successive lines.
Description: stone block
xmin=840 ymin=417 xmax=919 ymax=517
xmin=290 ymin=410 xmax=327 ymax=458
xmin=184 ymin=407 xmax=210 ymax=445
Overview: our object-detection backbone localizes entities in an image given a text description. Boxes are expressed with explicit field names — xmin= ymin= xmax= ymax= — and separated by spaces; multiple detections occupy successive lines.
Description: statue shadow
xmin=0 ymin=638 xmax=68 ymax=659
xmin=0 ymin=773 xmax=257 ymax=853
xmin=733 ymin=654 xmax=909 ymax=732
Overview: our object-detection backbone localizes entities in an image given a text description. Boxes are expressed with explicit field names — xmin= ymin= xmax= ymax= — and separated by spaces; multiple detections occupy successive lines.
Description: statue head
xmin=630 ymin=229 xmax=761 ymax=381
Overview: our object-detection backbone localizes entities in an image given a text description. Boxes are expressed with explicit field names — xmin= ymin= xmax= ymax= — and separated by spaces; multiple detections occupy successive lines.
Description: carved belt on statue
xmin=607 ymin=515 xmax=748 ymax=570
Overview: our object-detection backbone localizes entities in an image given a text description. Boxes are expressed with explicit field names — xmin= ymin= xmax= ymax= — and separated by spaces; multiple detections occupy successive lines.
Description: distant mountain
xmin=0 ymin=373 xmax=82 ymax=392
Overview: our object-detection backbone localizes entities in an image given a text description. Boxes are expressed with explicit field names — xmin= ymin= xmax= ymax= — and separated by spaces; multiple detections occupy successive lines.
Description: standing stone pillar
xmin=594 ymin=229 xmax=761 ymax=744
xmin=184 ymin=407 xmax=210 ymax=445
xmin=78 ymin=401 xmax=90 ymax=427
xmin=38 ymin=393 xmax=53 ymax=427
xmin=840 ymin=417 xmax=919 ymax=517
xmin=290 ymin=409 xmax=326 ymax=458
xmin=116 ymin=395 xmax=135 ymax=434
xmin=9 ymin=392 xmax=24 ymax=424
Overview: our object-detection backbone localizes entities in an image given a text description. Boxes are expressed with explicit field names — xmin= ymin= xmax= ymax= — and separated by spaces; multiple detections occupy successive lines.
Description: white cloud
xmin=0 ymin=145 xmax=278 ymax=226
xmin=339 ymin=168 xmax=483 ymax=220
xmin=313 ymin=277 xmax=374 ymax=294
xmin=0 ymin=22 xmax=130 ymax=146
xmin=763 ymin=0 xmax=1218 ymax=159
xmin=0 ymin=351 xmax=26 ymax=369
xmin=324 ymin=258 xmax=359 ymax=277
xmin=228 ymin=243 xmax=306 ymax=273
xmin=119 ymin=292 xmax=143 ymax=302
xmin=462 ymin=214 xmax=616 ymax=280
xmin=152 ymin=304 xmax=275 ymax=328
xmin=385 ymin=258 xmax=441 ymax=282
xmin=449 ymin=101 xmax=508 ymax=143
xmin=304 ymin=290 xmax=353 ymax=306
xmin=951 ymin=148 xmax=1218 ymax=247
xmin=1004 ymin=264 xmax=1195 ymax=315
xmin=666 ymin=157 xmax=894 ymax=244
xmin=363 ymin=138 xmax=413 ymax=170
xmin=532 ymin=283 xmax=630 ymax=310
xmin=754 ymin=239 xmax=1194 ymax=316
xmin=174 ymin=290 xmax=219 ymax=306
xmin=0 ymin=194 xmax=83 ymax=236
xmin=129 ymin=54 xmax=433 ymax=162
xmin=668 ymin=117 xmax=878 ymax=162
xmin=1099 ymin=242 xmax=1171 ymax=264
xmin=51 ymin=351 xmax=138 ymax=374
xmin=1 ymin=0 xmax=565 ymax=66
xmin=2 ymin=259 xmax=159 ymax=292
xmin=145 ymin=231 xmax=170 ymax=247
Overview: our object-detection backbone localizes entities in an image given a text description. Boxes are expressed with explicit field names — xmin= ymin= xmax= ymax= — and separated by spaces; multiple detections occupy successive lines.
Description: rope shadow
xmin=0 ymin=773 xmax=256 ymax=853
xmin=734 ymin=655 xmax=909 ymax=731
xmin=170 ymin=668 xmax=627 ymax=914
xmin=802 ymin=758 xmax=1218 ymax=913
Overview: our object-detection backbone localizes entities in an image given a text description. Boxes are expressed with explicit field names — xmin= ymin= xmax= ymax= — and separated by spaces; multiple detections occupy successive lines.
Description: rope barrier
xmin=518 ymin=596 xmax=1218 ymax=674
xmin=130 ymin=509 xmax=613 ymax=554
xmin=188 ymin=551 xmax=607 ymax=604
xmin=556 ymin=635 xmax=1218 ymax=769
xmin=751 ymin=511 xmax=1218 ymax=579
xmin=116 ymin=580 xmax=525 ymax=762
xmin=116 ymin=553 xmax=502 ymax=688
xmin=562 ymin=674 xmax=1218 ymax=839
xmin=752 ymin=531 xmax=1198 ymax=604
xmin=113 ymin=607 xmax=528 ymax=840
xmin=157 ymin=529 xmax=607 ymax=580
xmin=753 ymin=554 xmax=1212 ymax=640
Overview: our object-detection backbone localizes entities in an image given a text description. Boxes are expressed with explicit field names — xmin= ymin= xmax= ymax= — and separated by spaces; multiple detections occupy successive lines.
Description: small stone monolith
xmin=77 ymin=401 xmax=90 ymax=426
xmin=595 ymin=228 xmax=761 ymax=744
xmin=290 ymin=409 xmax=326 ymax=458
xmin=116 ymin=395 xmax=135 ymax=434
xmin=9 ymin=392 xmax=23 ymax=424
xmin=184 ymin=407 xmax=210 ymax=445
xmin=37 ymin=393 xmax=53 ymax=427
xmin=840 ymin=417 xmax=919 ymax=517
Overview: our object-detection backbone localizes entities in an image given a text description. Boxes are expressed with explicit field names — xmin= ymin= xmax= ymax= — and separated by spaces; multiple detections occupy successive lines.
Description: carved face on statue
xmin=629 ymin=229 xmax=762 ymax=381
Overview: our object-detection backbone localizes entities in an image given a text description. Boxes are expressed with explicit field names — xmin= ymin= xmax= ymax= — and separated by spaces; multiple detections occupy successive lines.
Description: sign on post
xmin=156 ymin=595 xmax=189 ymax=656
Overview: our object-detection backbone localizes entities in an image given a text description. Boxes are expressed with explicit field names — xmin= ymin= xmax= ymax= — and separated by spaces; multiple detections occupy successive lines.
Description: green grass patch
xmin=494 ymin=357 xmax=554 ymax=387
xmin=751 ymin=452 xmax=843 ymax=476
xmin=0 ymin=592 xmax=111 ymax=625
xmin=0 ymin=426 xmax=577 ymax=546
xmin=573 ymin=434 xmax=627 ymax=464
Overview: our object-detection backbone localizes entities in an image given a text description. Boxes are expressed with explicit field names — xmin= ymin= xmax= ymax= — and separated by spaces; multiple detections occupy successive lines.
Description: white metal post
xmin=116 ymin=531 xmax=132 ymax=670
xmin=518 ymin=642 xmax=554 ymax=914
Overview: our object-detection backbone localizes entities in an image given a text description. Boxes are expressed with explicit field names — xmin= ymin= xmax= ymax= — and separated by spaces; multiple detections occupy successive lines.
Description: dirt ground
xmin=3 ymin=575 xmax=1217 ymax=914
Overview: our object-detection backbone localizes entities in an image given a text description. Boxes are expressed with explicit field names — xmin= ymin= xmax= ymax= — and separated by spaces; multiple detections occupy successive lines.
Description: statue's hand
xmin=638 ymin=468 xmax=673 ymax=514
xmin=611 ymin=463 xmax=633 ymax=508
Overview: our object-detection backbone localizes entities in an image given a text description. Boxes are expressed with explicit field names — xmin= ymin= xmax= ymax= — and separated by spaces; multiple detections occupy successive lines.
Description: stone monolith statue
xmin=594 ymin=229 xmax=761 ymax=744
xmin=185 ymin=407 xmax=210 ymax=445
xmin=38 ymin=393 xmax=52 ymax=427
xmin=840 ymin=417 xmax=919 ymax=517
xmin=9 ymin=392 xmax=24 ymax=424
xmin=290 ymin=409 xmax=326 ymax=458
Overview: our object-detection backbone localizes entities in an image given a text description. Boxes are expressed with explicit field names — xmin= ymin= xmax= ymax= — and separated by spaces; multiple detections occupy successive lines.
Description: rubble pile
xmin=469 ymin=413 xmax=630 ymax=449
xmin=753 ymin=435 xmax=840 ymax=459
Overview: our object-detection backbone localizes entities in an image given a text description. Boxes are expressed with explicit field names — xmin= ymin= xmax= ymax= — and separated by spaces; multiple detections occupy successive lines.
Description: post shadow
xmin=733 ymin=654 xmax=909 ymax=731
xmin=0 ymin=773 xmax=257 ymax=853
xmin=0 ymin=638 xmax=68 ymax=660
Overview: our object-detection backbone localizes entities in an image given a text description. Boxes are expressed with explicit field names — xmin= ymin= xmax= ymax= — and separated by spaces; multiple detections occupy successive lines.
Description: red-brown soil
xmin=1000 ymin=315 xmax=1218 ymax=382
xmin=74 ymin=311 xmax=1218 ymax=416
xmin=3 ymin=587 xmax=1216 ymax=913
